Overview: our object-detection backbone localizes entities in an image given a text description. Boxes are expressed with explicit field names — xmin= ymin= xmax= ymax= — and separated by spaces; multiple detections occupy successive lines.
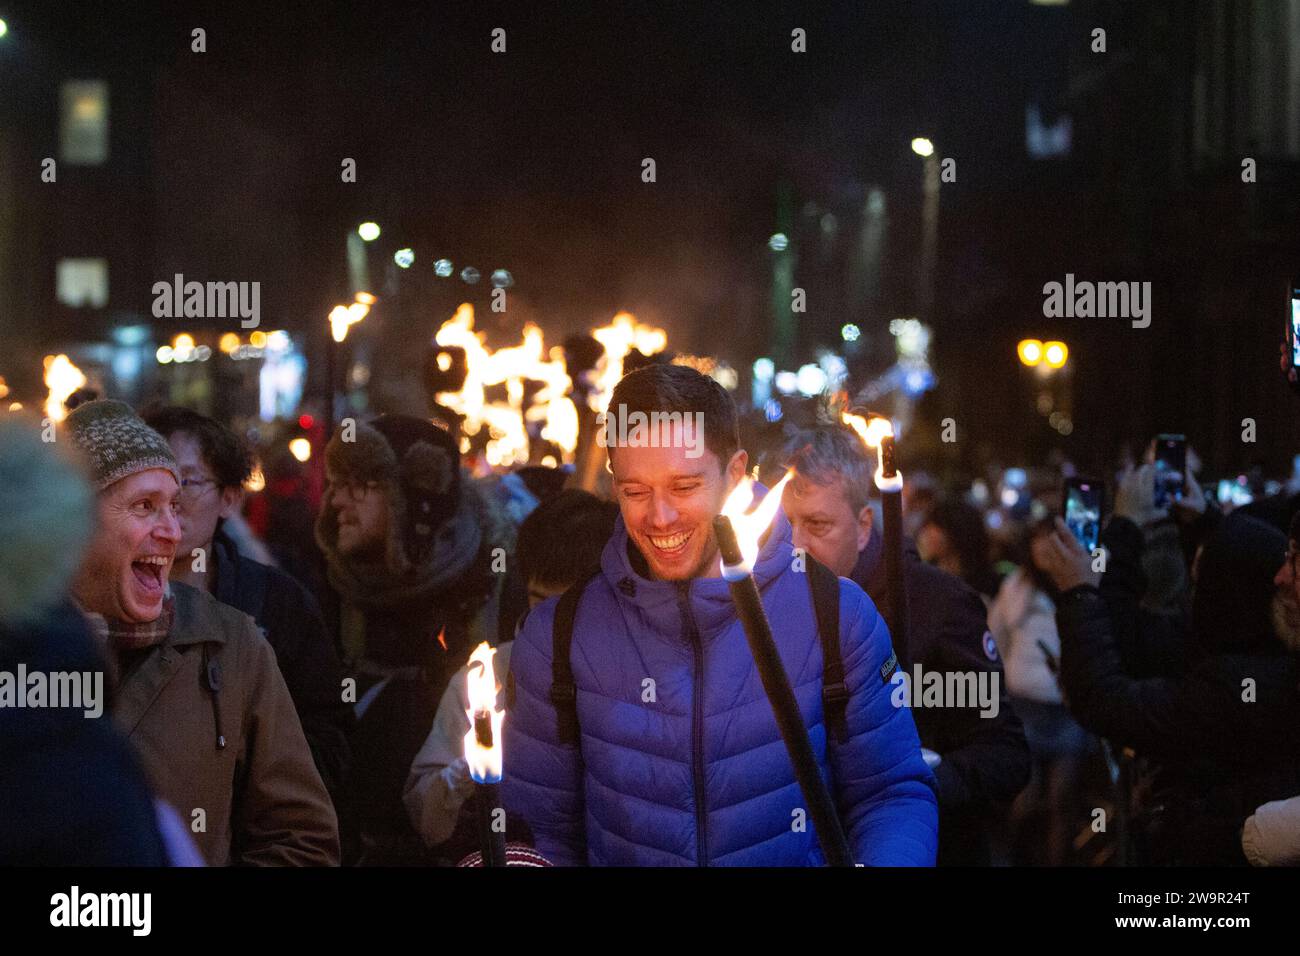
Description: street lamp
xmin=1043 ymin=341 xmax=1069 ymax=369
xmin=911 ymin=136 xmax=940 ymax=333
xmin=1017 ymin=339 xmax=1044 ymax=366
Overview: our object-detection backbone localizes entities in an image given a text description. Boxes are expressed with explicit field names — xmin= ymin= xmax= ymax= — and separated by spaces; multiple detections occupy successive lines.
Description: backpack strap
xmin=807 ymin=557 xmax=849 ymax=745
xmin=550 ymin=568 xmax=602 ymax=746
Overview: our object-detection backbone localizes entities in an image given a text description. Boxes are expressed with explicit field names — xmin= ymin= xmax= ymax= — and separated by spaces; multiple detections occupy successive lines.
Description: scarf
xmin=81 ymin=597 xmax=175 ymax=651
xmin=325 ymin=489 xmax=485 ymax=614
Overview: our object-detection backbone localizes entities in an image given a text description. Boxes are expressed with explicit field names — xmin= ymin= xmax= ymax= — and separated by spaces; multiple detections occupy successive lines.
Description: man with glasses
xmin=315 ymin=414 xmax=513 ymax=864
xmin=143 ymin=407 xmax=353 ymax=805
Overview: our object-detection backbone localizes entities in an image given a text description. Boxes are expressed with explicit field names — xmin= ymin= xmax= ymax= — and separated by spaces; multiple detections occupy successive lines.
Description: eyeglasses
xmin=178 ymin=476 xmax=217 ymax=500
xmin=326 ymin=478 xmax=381 ymax=503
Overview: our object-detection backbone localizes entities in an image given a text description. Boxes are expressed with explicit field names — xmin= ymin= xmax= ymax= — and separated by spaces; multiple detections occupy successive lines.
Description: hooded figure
xmin=315 ymin=415 xmax=512 ymax=864
xmin=1056 ymin=513 xmax=1300 ymax=864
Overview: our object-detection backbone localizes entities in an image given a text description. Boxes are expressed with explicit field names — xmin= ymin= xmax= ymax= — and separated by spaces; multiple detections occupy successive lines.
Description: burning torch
xmin=464 ymin=642 xmax=507 ymax=868
xmin=712 ymin=473 xmax=855 ymax=867
xmin=844 ymin=412 xmax=909 ymax=666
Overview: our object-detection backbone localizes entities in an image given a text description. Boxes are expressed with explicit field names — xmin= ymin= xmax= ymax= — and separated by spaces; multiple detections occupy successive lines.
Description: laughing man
xmin=64 ymin=401 xmax=338 ymax=865
xmin=504 ymin=364 xmax=937 ymax=865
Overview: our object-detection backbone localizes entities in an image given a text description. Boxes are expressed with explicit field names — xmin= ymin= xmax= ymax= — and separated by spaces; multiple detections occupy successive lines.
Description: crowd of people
xmin=2 ymin=360 xmax=1299 ymax=866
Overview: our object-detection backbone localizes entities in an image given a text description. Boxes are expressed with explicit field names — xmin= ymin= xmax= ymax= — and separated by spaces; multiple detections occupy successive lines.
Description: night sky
xmin=6 ymin=0 xmax=1296 ymax=473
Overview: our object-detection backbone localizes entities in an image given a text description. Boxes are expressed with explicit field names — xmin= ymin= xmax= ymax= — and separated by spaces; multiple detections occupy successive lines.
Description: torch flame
xmin=464 ymin=641 xmax=505 ymax=783
xmin=429 ymin=307 xmax=666 ymax=470
xmin=719 ymin=469 xmax=794 ymax=571
xmin=434 ymin=304 xmax=579 ymax=468
xmin=589 ymin=312 xmax=668 ymax=413
xmin=842 ymin=410 xmax=902 ymax=490
xmin=330 ymin=293 xmax=373 ymax=343
xmin=43 ymin=354 xmax=87 ymax=423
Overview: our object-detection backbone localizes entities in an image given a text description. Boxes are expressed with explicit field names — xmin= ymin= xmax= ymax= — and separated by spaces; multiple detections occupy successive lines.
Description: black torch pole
xmin=877 ymin=435 xmax=910 ymax=668
xmin=473 ymin=711 xmax=508 ymax=868
xmin=712 ymin=515 xmax=855 ymax=867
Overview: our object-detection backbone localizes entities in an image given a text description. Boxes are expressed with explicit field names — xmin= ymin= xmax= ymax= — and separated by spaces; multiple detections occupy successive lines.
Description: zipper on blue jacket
xmin=676 ymin=580 xmax=709 ymax=867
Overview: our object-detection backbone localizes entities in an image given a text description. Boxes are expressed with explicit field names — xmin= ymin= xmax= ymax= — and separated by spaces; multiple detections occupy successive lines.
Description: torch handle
xmin=881 ymin=490 xmax=910 ymax=668
xmin=724 ymin=573 xmax=855 ymax=867
xmin=477 ymin=782 xmax=508 ymax=868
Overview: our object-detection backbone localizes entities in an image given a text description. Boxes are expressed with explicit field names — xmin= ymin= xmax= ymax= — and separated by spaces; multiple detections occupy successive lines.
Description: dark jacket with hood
xmin=315 ymin=415 xmax=512 ymax=864
xmin=851 ymin=527 xmax=1031 ymax=865
xmin=1056 ymin=513 xmax=1300 ymax=864
xmin=211 ymin=525 xmax=353 ymax=800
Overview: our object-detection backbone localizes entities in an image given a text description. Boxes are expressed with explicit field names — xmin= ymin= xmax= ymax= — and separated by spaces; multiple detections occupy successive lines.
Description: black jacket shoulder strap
xmin=807 ymin=557 xmax=849 ymax=744
xmin=550 ymin=568 xmax=602 ymax=746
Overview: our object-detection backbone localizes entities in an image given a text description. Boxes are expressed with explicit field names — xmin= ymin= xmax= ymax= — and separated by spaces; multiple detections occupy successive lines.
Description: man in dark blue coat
xmin=144 ymin=407 xmax=353 ymax=801
xmin=503 ymin=365 xmax=937 ymax=865
xmin=781 ymin=424 xmax=1031 ymax=864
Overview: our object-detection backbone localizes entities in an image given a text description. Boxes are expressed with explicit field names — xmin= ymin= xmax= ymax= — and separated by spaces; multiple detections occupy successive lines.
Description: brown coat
xmin=113 ymin=582 xmax=340 ymax=865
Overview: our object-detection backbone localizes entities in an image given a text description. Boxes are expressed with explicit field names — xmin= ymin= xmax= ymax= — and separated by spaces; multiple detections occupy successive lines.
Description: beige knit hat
xmin=62 ymin=399 xmax=181 ymax=491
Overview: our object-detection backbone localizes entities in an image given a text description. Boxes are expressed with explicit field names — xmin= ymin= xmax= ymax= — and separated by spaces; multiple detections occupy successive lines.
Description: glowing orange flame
xmin=434 ymin=304 xmax=577 ymax=468
xmin=463 ymin=642 xmax=505 ymax=783
xmin=842 ymin=411 xmax=902 ymax=489
xmin=43 ymin=354 xmax=87 ymax=423
xmin=720 ymin=468 xmax=794 ymax=571
xmin=589 ymin=312 xmax=668 ymax=412
xmin=330 ymin=293 xmax=373 ymax=343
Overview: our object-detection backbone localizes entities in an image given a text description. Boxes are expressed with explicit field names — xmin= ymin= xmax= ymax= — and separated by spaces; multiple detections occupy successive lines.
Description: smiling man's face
xmin=74 ymin=469 xmax=182 ymax=623
xmin=610 ymin=421 xmax=746 ymax=581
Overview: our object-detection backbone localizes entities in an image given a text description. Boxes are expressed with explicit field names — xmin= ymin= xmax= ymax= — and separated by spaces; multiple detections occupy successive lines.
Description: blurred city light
xmin=434 ymin=259 xmax=454 ymax=277
xmin=219 ymin=332 xmax=240 ymax=354
xmin=249 ymin=330 xmax=267 ymax=348
xmin=288 ymin=438 xmax=312 ymax=462
xmin=1043 ymin=341 xmax=1069 ymax=368
xmin=156 ymin=346 xmax=174 ymax=364
xmin=490 ymin=269 xmax=513 ymax=288
xmin=0 ymin=19 xmax=8 ymax=39
xmin=1017 ymin=338 xmax=1044 ymax=366
xmin=358 ymin=221 xmax=381 ymax=242
xmin=768 ymin=233 xmax=789 ymax=252
xmin=911 ymin=137 xmax=935 ymax=157
xmin=841 ymin=323 xmax=860 ymax=342
xmin=394 ymin=248 xmax=415 ymax=268
xmin=796 ymin=363 xmax=828 ymax=397
xmin=460 ymin=266 xmax=480 ymax=284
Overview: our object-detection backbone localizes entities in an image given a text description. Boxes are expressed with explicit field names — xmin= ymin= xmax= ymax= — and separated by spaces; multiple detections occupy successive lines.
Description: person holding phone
xmin=1035 ymin=491 xmax=1300 ymax=865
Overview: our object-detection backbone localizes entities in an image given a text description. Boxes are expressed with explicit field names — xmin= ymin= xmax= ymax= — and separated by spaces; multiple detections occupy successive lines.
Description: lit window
xmin=56 ymin=259 xmax=109 ymax=308
xmin=60 ymin=81 xmax=109 ymax=165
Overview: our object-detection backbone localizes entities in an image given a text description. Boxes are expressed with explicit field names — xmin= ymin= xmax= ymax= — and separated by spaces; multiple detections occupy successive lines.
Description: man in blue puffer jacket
xmin=502 ymin=364 xmax=938 ymax=865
